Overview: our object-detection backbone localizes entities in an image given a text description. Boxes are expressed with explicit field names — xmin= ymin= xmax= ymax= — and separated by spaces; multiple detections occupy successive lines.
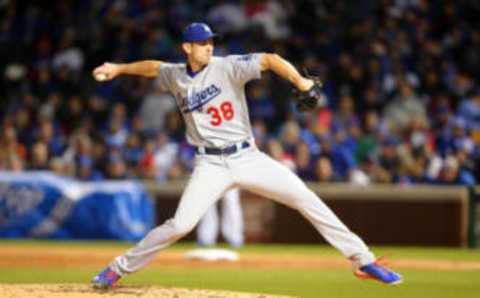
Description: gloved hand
xmin=293 ymin=71 xmax=327 ymax=112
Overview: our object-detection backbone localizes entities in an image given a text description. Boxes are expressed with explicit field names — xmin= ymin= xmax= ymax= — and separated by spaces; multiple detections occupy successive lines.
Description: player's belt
xmin=196 ymin=141 xmax=250 ymax=155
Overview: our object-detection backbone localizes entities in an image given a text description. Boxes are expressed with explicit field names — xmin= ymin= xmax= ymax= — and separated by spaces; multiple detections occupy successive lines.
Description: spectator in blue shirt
xmin=457 ymin=88 xmax=480 ymax=130
xmin=77 ymin=155 xmax=104 ymax=181
xmin=319 ymin=132 xmax=356 ymax=181
xmin=436 ymin=156 xmax=476 ymax=186
xmin=36 ymin=120 xmax=65 ymax=157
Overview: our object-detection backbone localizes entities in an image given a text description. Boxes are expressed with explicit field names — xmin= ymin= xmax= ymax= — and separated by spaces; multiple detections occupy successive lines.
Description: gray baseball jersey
xmin=157 ymin=54 xmax=261 ymax=148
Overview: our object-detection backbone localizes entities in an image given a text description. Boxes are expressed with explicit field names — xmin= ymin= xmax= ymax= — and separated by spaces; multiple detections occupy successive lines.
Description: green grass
xmin=0 ymin=240 xmax=480 ymax=298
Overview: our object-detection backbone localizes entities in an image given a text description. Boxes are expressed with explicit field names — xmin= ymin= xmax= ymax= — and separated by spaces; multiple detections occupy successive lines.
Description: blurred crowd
xmin=1 ymin=0 xmax=480 ymax=186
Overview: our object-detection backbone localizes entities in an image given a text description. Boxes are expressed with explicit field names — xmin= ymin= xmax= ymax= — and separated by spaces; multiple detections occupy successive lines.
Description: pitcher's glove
xmin=293 ymin=72 xmax=327 ymax=112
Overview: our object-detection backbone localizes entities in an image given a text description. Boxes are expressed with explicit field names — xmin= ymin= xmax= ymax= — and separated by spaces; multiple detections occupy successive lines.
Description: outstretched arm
xmin=92 ymin=60 xmax=163 ymax=81
xmin=260 ymin=53 xmax=314 ymax=92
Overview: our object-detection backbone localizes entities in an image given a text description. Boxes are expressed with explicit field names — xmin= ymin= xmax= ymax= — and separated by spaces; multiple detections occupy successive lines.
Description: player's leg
xmin=220 ymin=188 xmax=244 ymax=247
xmin=108 ymin=158 xmax=233 ymax=275
xmin=196 ymin=202 xmax=220 ymax=246
xmin=232 ymin=150 xmax=374 ymax=268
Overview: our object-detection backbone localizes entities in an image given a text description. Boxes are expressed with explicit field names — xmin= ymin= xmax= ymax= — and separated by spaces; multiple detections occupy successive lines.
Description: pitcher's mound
xmin=0 ymin=284 xmax=292 ymax=298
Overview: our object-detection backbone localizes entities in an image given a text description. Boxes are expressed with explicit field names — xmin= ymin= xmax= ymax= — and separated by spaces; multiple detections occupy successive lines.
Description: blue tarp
xmin=0 ymin=172 xmax=154 ymax=241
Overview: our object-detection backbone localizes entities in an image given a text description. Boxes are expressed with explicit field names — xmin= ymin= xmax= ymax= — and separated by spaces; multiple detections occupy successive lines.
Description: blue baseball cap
xmin=182 ymin=22 xmax=217 ymax=42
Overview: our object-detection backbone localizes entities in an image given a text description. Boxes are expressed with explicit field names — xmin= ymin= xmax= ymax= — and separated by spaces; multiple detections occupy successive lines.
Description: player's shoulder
xmin=210 ymin=55 xmax=258 ymax=70
xmin=223 ymin=54 xmax=257 ymax=62
xmin=207 ymin=56 xmax=231 ymax=72
xmin=209 ymin=56 xmax=228 ymax=65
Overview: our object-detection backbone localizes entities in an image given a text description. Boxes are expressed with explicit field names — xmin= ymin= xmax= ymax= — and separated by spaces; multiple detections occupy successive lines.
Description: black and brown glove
xmin=293 ymin=72 xmax=327 ymax=112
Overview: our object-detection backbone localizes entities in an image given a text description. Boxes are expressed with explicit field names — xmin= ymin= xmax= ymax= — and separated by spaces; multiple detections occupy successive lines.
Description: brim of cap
xmin=183 ymin=33 xmax=220 ymax=42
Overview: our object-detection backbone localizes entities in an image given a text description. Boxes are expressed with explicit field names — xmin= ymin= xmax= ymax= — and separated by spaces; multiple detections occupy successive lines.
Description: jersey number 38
xmin=207 ymin=101 xmax=234 ymax=126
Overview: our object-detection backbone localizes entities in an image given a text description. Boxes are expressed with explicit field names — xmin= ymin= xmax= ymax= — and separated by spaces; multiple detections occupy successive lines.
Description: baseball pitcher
xmin=91 ymin=23 xmax=402 ymax=288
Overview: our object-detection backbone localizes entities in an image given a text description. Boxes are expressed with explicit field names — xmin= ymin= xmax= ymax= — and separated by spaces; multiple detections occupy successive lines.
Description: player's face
xmin=187 ymin=38 xmax=214 ymax=66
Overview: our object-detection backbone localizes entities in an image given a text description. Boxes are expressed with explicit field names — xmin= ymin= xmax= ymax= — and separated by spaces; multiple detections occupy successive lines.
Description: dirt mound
xmin=0 ymin=284 xmax=292 ymax=298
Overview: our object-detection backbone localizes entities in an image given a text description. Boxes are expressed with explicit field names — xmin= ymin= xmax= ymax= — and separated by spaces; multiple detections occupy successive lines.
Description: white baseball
xmin=94 ymin=73 xmax=108 ymax=81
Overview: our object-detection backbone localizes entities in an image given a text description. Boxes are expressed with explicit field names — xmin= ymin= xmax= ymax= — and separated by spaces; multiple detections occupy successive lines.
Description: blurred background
xmin=1 ymin=0 xmax=480 ymax=246
xmin=2 ymin=0 xmax=480 ymax=186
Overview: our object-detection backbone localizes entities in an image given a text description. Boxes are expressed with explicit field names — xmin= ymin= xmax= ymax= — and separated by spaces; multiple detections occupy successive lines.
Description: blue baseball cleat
xmin=354 ymin=257 xmax=403 ymax=285
xmin=91 ymin=267 xmax=122 ymax=289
